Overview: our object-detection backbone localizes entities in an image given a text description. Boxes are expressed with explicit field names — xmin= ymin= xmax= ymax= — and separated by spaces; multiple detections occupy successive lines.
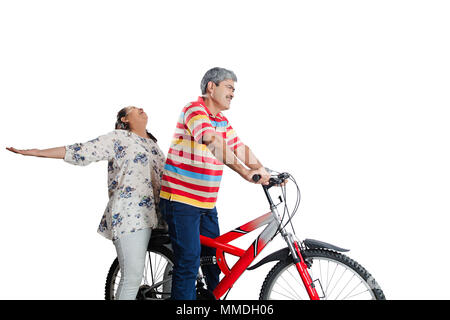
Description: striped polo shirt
xmin=160 ymin=96 xmax=243 ymax=209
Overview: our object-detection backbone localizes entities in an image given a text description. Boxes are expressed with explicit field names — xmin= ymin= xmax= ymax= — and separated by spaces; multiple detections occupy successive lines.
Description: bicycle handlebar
xmin=252 ymin=172 xmax=290 ymax=187
xmin=252 ymin=174 xmax=261 ymax=182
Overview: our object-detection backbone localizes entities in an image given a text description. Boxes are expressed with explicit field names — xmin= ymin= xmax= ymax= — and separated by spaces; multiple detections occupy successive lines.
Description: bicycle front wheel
xmin=259 ymin=249 xmax=385 ymax=300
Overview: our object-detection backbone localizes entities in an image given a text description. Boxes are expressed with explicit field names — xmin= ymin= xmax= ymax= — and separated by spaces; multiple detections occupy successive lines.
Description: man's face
xmin=211 ymin=79 xmax=235 ymax=111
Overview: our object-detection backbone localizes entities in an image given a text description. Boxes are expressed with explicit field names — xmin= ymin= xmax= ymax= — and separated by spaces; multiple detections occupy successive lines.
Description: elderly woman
xmin=6 ymin=106 xmax=166 ymax=300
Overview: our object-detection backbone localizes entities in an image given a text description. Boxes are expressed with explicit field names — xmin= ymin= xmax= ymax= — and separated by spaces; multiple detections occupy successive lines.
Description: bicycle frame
xmin=201 ymin=185 xmax=321 ymax=300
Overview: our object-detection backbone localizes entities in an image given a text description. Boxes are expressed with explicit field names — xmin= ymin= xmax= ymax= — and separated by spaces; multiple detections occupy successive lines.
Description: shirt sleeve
xmin=64 ymin=131 xmax=116 ymax=166
xmin=183 ymin=106 xmax=216 ymax=144
xmin=226 ymin=122 xmax=244 ymax=150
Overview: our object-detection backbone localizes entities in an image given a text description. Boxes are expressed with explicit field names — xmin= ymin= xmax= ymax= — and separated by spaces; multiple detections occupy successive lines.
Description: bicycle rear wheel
xmin=259 ymin=249 xmax=385 ymax=300
xmin=105 ymin=244 xmax=174 ymax=300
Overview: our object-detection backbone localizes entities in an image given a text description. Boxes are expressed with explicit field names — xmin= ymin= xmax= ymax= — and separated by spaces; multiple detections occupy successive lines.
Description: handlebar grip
xmin=252 ymin=174 xmax=261 ymax=182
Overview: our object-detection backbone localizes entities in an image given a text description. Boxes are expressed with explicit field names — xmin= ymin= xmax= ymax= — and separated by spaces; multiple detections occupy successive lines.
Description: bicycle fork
xmin=271 ymin=206 xmax=320 ymax=300
xmin=277 ymin=228 xmax=320 ymax=300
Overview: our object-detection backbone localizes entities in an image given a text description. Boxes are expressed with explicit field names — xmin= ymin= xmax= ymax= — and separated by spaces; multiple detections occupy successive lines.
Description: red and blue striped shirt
xmin=160 ymin=96 xmax=243 ymax=209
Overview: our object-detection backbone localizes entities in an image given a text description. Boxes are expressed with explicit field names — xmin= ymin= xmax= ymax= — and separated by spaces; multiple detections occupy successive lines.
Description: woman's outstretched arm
xmin=7 ymin=131 xmax=116 ymax=165
xmin=6 ymin=146 xmax=65 ymax=159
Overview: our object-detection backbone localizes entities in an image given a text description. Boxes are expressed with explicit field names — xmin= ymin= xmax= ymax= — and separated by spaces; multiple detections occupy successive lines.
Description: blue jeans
xmin=159 ymin=199 xmax=221 ymax=300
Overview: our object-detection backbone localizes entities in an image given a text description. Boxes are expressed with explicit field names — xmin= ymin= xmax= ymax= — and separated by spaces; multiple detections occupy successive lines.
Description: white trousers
xmin=113 ymin=228 xmax=152 ymax=300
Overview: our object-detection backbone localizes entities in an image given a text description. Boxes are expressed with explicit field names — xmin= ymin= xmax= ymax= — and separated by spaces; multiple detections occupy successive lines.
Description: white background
xmin=1 ymin=0 xmax=449 ymax=300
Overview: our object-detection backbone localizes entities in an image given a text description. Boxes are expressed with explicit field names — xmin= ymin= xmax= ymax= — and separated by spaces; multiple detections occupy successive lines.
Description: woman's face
xmin=122 ymin=106 xmax=148 ymax=129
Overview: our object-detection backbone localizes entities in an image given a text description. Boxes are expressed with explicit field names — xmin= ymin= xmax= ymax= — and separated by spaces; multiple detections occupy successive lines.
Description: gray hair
xmin=200 ymin=67 xmax=237 ymax=94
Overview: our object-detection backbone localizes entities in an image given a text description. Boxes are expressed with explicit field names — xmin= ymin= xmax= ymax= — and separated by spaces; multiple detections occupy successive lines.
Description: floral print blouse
xmin=64 ymin=130 xmax=166 ymax=241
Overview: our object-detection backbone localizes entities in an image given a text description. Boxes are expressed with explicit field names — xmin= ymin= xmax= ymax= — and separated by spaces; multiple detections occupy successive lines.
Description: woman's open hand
xmin=6 ymin=147 xmax=41 ymax=157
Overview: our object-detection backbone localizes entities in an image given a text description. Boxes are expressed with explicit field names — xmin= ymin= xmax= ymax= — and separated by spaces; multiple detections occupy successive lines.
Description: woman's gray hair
xmin=200 ymin=67 xmax=237 ymax=94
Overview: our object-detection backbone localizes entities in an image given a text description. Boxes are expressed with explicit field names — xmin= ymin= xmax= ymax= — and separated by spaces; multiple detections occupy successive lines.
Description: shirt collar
xmin=198 ymin=96 xmax=223 ymax=119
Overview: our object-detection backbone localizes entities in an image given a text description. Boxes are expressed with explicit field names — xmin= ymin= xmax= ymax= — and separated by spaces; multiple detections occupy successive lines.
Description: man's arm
xmin=234 ymin=144 xmax=263 ymax=170
xmin=234 ymin=144 xmax=287 ymax=186
xmin=183 ymin=105 xmax=270 ymax=184
xmin=202 ymin=132 xmax=270 ymax=185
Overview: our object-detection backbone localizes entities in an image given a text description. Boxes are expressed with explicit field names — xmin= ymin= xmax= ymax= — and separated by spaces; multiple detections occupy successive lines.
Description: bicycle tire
xmin=259 ymin=249 xmax=385 ymax=300
xmin=105 ymin=244 xmax=174 ymax=300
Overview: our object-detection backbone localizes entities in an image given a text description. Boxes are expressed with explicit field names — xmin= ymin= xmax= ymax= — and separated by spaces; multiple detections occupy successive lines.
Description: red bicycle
xmin=105 ymin=170 xmax=385 ymax=300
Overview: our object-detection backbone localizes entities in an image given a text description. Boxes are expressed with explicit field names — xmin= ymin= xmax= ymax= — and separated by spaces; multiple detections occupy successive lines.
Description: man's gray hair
xmin=200 ymin=67 xmax=237 ymax=95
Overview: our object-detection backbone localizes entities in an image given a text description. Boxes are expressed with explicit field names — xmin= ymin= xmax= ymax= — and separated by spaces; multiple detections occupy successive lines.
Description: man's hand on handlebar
xmin=242 ymin=167 xmax=271 ymax=185
xmin=276 ymin=179 xmax=288 ymax=187
xmin=251 ymin=170 xmax=289 ymax=187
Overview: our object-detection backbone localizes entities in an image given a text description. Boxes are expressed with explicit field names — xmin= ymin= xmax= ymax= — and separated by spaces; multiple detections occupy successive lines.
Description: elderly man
xmin=159 ymin=67 xmax=270 ymax=300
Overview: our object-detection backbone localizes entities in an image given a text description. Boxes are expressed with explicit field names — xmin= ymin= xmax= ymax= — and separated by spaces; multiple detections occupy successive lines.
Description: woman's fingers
xmin=6 ymin=147 xmax=19 ymax=153
xmin=7 ymin=147 xmax=24 ymax=155
xmin=6 ymin=147 xmax=38 ymax=156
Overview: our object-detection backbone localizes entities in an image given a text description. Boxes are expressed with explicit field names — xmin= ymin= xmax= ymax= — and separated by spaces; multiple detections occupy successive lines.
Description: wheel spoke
xmin=327 ymin=267 xmax=347 ymax=299
xmin=344 ymin=288 xmax=370 ymax=300
xmin=154 ymin=253 xmax=163 ymax=281
xmin=342 ymin=280 xmax=366 ymax=300
xmin=271 ymin=288 xmax=301 ymax=300
xmin=276 ymin=273 xmax=302 ymax=300
xmin=284 ymin=268 xmax=305 ymax=299
xmin=325 ymin=262 xmax=339 ymax=299
xmin=335 ymin=273 xmax=354 ymax=300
